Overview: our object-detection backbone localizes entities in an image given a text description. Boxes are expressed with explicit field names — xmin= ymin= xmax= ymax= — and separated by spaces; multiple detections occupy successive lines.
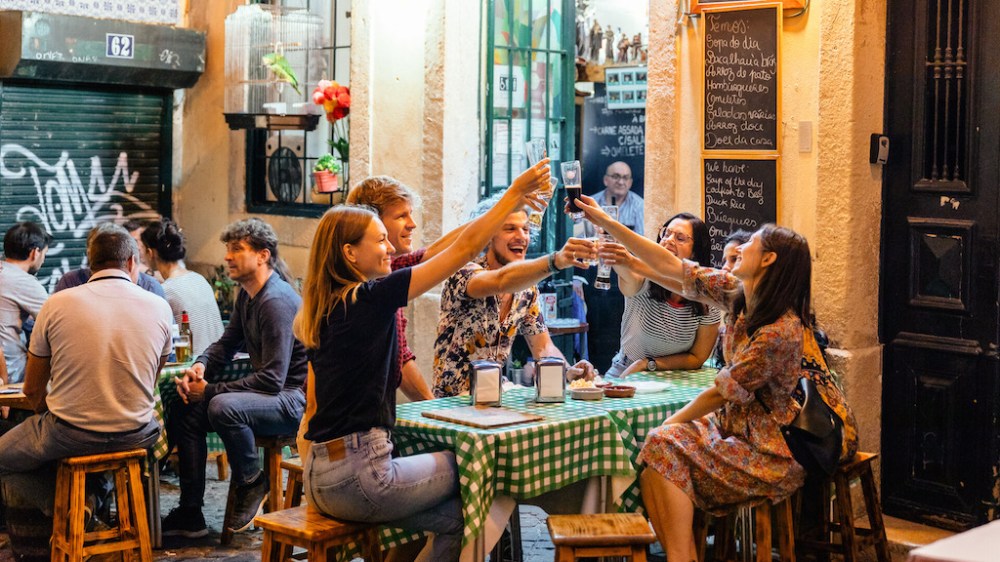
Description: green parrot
xmin=261 ymin=52 xmax=301 ymax=95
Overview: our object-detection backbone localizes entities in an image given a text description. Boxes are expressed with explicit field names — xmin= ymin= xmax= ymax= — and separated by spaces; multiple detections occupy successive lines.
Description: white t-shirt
xmin=30 ymin=268 xmax=173 ymax=432
xmin=162 ymin=271 xmax=225 ymax=356
xmin=0 ymin=262 xmax=48 ymax=382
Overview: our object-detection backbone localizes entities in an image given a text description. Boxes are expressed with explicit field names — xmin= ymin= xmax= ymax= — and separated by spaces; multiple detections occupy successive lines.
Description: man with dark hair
xmin=54 ymin=221 xmax=166 ymax=299
xmin=0 ymin=224 xmax=170 ymax=516
xmin=0 ymin=222 xmax=52 ymax=383
xmin=165 ymin=217 xmax=307 ymax=537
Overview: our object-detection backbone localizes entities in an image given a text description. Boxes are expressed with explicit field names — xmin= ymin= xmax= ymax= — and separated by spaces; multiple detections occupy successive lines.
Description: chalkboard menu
xmin=702 ymin=5 xmax=780 ymax=151
xmin=703 ymin=157 xmax=778 ymax=263
xmin=581 ymin=83 xmax=645 ymax=198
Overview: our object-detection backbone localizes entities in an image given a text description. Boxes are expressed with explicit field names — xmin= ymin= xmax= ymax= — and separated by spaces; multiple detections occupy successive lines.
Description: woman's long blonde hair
xmin=294 ymin=206 xmax=377 ymax=349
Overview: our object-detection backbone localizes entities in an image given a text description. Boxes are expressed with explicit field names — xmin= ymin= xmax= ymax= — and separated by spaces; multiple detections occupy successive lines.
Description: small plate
xmin=602 ymin=385 xmax=636 ymax=398
xmin=570 ymin=388 xmax=604 ymax=401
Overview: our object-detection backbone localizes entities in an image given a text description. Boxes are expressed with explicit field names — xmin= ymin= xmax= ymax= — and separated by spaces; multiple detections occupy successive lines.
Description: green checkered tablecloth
xmin=150 ymin=358 xmax=254 ymax=460
xmin=386 ymin=389 xmax=635 ymax=548
xmin=588 ymin=368 xmax=716 ymax=511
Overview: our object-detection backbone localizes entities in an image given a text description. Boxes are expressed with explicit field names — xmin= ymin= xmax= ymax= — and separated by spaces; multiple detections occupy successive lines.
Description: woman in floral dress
xmin=576 ymin=195 xmax=857 ymax=562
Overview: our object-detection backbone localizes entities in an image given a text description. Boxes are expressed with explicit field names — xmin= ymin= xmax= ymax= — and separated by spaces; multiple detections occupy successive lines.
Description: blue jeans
xmin=0 ymin=412 xmax=159 ymax=514
xmin=174 ymin=389 xmax=304 ymax=508
xmin=305 ymin=428 xmax=463 ymax=561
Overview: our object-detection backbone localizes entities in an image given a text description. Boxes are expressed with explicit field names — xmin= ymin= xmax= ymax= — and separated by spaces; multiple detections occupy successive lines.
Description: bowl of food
xmin=602 ymin=385 xmax=636 ymax=398
xmin=570 ymin=387 xmax=604 ymax=401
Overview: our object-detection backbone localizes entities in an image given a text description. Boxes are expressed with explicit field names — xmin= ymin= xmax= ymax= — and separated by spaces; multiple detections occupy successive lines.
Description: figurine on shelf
xmin=631 ymin=33 xmax=643 ymax=63
xmin=617 ymin=30 xmax=631 ymax=64
xmin=605 ymin=28 xmax=615 ymax=62
xmin=590 ymin=20 xmax=603 ymax=61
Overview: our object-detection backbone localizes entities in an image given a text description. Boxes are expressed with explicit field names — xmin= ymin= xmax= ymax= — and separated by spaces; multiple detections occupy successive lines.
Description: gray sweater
xmin=196 ymin=272 xmax=307 ymax=399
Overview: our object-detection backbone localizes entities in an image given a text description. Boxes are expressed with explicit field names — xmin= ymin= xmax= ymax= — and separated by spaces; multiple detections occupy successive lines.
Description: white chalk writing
xmin=0 ymin=144 xmax=159 ymax=290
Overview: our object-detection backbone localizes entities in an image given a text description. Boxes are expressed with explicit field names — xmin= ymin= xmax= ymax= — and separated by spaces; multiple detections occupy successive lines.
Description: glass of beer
xmin=560 ymin=160 xmax=584 ymax=220
xmin=525 ymin=139 xmax=557 ymax=228
xmin=594 ymin=205 xmax=619 ymax=290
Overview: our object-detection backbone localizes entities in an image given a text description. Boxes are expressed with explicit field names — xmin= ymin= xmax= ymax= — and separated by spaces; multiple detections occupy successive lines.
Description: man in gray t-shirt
xmin=0 ymin=222 xmax=51 ymax=384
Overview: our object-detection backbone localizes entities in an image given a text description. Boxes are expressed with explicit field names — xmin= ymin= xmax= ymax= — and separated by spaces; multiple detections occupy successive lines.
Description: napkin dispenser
xmin=470 ymin=360 xmax=503 ymax=406
xmin=534 ymin=356 xmax=566 ymax=403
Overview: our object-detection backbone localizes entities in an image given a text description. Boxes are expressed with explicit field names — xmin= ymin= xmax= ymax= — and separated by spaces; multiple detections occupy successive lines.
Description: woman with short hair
xmin=141 ymin=219 xmax=224 ymax=357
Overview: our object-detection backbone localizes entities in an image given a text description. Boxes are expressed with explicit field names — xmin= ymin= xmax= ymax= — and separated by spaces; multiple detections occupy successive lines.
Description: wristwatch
xmin=646 ymin=358 xmax=657 ymax=372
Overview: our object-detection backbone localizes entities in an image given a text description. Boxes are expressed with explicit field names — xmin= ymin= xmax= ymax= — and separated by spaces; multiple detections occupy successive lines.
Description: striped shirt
xmin=607 ymin=280 xmax=721 ymax=376
xmin=162 ymin=271 xmax=225 ymax=357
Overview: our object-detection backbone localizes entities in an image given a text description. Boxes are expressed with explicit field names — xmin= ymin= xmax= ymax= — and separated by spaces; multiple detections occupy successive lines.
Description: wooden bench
xmin=254 ymin=505 xmax=384 ymax=562
xmin=693 ymin=496 xmax=796 ymax=562
xmin=547 ymin=513 xmax=656 ymax=562
xmin=51 ymin=449 xmax=152 ymax=562
xmin=796 ymin=452 xmax=890 ymax=562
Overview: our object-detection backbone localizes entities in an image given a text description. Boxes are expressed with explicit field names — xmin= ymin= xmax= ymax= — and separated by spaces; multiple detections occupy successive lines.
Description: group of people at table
xmin=0 ymin=158 xmax=858 ymax=562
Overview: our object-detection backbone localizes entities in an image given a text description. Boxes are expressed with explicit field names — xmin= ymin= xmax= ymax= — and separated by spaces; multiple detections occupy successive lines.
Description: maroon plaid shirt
xmin=390 ymin=248 xmax=427 ymax=387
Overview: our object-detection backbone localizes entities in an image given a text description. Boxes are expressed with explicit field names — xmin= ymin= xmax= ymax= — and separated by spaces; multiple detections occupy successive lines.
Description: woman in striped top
xmin=604 ymin=213 xmax=721 ymax=377
xmin=141 ymin=219 xmax=225 ymax=357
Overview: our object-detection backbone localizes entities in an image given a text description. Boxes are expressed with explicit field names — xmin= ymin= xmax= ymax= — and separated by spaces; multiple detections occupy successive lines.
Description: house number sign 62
xmin=106 ymin=33 xmax=135 ymax=59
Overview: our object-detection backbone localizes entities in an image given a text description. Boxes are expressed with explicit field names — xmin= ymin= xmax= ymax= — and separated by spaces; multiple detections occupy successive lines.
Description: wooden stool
xmin=281 ymin=456 xmax=304 ymax=509
xmin=255 ymin=504 xmax=384 ymax=562
xmin=51 ymin=449 xmax=152 ymax=562
xmin=220 ymin=434 xmax=297 ymax=545
xmin=796 ymin=452 xmax=890 ymax=562
xmin=693 ymin=496 xmax=796 ymax=562
xmin=547 ymin=513 xmax=656 ymax=562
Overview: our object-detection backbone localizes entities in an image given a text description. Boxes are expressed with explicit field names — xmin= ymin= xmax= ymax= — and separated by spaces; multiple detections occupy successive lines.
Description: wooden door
xmin=881 ymin=0 xmax=1000 ymax=529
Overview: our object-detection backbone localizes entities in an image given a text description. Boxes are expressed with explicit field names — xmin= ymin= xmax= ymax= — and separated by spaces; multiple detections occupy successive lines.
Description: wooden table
xmin=0 ymin=384 xmax=31 ymax=410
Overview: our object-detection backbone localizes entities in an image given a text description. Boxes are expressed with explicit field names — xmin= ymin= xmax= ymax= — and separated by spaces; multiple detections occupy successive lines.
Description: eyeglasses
xmin=605 ymin=173 xmax=632 ymax=182
xmin=659 ymin=229 xmax=693 ymax=244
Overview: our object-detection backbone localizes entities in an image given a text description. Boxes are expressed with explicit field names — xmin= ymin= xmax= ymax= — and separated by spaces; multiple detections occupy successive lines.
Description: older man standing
xmin=0 ymin=224 xmax=170 ymax=515
xmin=0 ymin=222 xmax=52 ymax=384
xmin=591 ymin=161 xmax=644 ymax=235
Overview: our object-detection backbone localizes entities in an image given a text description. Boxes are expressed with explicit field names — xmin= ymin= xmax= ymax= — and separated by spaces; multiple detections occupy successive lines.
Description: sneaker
xmin=227 ymin=472 xmax=269 ymax=533
xmin=161 ymin=506 xmax=209 ymax=538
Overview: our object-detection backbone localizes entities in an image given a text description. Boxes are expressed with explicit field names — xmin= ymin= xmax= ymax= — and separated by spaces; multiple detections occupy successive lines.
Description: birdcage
xmin=224 ymin=3 xmax=324 ymax=130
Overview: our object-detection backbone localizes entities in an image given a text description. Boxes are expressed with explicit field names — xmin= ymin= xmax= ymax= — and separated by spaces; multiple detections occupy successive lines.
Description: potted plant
xmin=312 ymin=153 xmax=341 ymax=193
xmin=311 ymin=79 xmax=351 ymax=178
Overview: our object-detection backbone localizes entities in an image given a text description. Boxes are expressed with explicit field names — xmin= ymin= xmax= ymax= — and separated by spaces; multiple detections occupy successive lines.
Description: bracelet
xmin=547 ymin=252 xmax=560 ymax=274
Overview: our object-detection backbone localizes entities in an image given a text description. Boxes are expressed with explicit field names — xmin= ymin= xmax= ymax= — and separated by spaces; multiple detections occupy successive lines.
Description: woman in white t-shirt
xmin=604 ymin=213 xmax=721 ymax=377
xmin=141 ymin=219 xmax=224 ymax=357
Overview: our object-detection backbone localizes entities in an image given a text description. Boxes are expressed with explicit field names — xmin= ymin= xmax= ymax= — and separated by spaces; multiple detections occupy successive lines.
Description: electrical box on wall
xmin=870 ymin=134 xmax=889 ymax=164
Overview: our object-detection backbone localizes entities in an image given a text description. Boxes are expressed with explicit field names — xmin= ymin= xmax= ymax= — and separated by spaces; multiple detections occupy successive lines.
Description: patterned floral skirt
xmin=639 ymin=413 xmax=806 ymax=515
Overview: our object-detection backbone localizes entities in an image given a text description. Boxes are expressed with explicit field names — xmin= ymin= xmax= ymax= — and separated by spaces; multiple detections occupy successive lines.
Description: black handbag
xmin=758 ymin=376 xmax=843 ymax=476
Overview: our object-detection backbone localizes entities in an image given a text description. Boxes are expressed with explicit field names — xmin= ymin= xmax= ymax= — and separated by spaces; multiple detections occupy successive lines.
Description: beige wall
xmin=648 ymin=0 xmax=886 ymax=453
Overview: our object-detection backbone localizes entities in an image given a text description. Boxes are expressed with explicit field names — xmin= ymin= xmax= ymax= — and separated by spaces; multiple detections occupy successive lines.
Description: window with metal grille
xmin=246 ymin=0 xmax=351 ymax=217
xmin=485 ymin=0 xmax=575 ymax=254
xmin=915 ymin=0 xmax=969 ymax=193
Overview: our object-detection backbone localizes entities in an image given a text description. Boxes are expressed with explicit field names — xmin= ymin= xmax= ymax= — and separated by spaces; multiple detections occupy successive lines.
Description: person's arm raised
xmin=576 ymin=194 xmax=685 ymax=282
xmin=407 ymin=160 xmax=550 ymax=300
xmin=466 ymin=237 xmax=593 ymax=299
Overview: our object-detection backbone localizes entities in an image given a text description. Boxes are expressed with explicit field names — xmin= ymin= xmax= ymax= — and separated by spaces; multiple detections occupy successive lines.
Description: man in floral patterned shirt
xmin=432 ymin=203 xmax=597 ymax=397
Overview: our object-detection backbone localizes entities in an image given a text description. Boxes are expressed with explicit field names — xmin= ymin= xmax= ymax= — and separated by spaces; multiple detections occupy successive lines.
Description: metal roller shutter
xmin=0 ymin=82 xmax=170 ymax=291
